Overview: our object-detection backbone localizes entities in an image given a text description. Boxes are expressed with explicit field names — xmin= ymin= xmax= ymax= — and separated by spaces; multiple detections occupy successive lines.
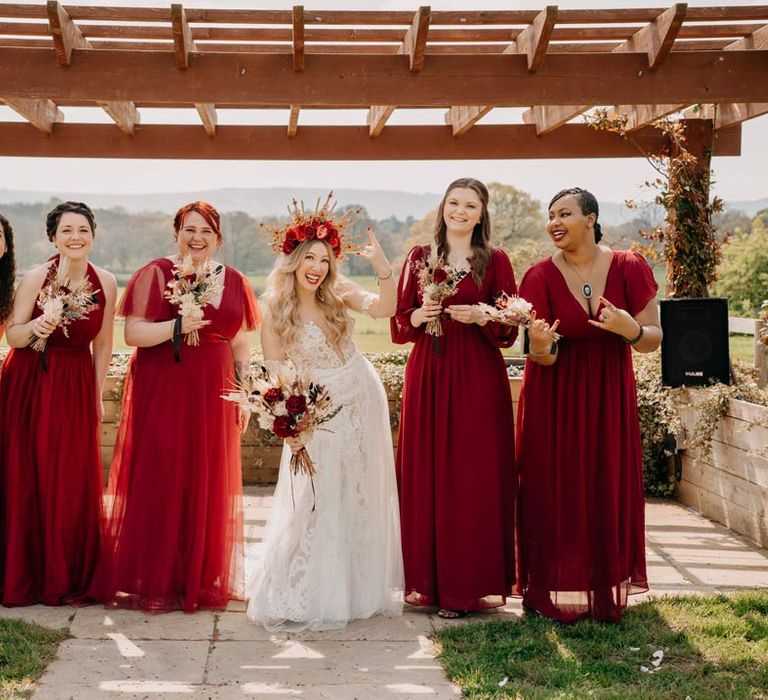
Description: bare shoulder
xmin=93 ymin=264 xmax=118 ymax=291
xmin=17 ymin=263 xmax=52 ymax=291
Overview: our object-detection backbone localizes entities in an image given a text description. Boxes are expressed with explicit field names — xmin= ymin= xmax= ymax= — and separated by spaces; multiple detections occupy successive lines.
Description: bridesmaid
xmin=0 ymin=212 xmax=17 ymax=339
xmin=516 ymin=187 xmax=662 ymax=622
xmin=93 ymin=201 xmax=259 ymax=612
xmin=391 ymin=178 xmax=518 ymax=618
xmin=0 ymin=201 xmax=116 ymax=606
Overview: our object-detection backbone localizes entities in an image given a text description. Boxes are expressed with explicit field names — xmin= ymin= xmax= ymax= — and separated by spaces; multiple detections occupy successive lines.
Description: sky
xmin=0 ymin=0 xmax=766 ymax=205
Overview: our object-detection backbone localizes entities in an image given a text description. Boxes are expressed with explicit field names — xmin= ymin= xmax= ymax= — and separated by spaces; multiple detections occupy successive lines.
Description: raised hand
xmin=528 ymin=310 xmax=561 ymax=354
xmin=356 ymin=227 xmax=392 ymax=279
xmin=588 ymin=296 xmax=640 ymax=339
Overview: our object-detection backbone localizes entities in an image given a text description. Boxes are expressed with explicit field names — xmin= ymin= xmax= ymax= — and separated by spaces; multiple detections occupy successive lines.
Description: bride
xmin=246 ymin=216 xmax=404 ymax=631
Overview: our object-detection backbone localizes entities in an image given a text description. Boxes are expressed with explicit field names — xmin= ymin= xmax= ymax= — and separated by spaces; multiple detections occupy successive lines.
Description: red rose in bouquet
xmin=273 ymin=415 xmax=297 ymax=439
xmin=264 ymin=387 xmax=284 ymax=404
xmin=285 ymin=395 xmax=307 ymax=415
xmin=432 ymin=268 xmax=448 ymax=283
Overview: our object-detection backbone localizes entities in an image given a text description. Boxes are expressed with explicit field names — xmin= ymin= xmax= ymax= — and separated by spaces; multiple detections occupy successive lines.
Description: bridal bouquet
xmin=222 ymin=363 xmax=342 ymax=477
xmin=165 ymin=255 xmax=224 ymax=346
xmin=30 ymin=262 xmax=98 ymax=356
xmin=411 ymin=249 xmax=468 ymax=353
xmin=476 ymin=292 xmax=535 ymax=328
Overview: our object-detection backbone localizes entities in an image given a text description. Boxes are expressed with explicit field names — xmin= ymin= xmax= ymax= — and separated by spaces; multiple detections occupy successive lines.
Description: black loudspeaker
xmin=660 ymin=298 xmax=730 ymax=387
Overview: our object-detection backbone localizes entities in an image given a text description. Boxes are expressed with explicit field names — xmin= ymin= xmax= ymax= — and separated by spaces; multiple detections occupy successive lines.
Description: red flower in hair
xmin=316 ymin=224 xmax=329 ymax=240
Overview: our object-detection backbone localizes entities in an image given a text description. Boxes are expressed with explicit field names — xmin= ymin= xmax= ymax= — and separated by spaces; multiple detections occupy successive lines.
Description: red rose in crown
xmin=263 ymin=192 xmax=359 ymax=259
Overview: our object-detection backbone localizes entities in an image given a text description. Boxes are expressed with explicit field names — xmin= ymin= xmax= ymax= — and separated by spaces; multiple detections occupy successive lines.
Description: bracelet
xmin=377 ymin=269 xmax=393 ymax=281
xmin=624 ymin=322 xmax=644 ymax=345
xmin=529 ymin=341 xmax=558 ymax=357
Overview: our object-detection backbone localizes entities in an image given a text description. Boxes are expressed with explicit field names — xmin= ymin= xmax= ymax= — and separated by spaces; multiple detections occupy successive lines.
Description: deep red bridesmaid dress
xmin=0 ymin=258 xmax=105 ymax=606
xmin=391 ymin=245 xmax=518 ymax=611
xmin=92 ymin=258 xmax=259 ymax=613
xmin=516 ymin=250 xmax=656 ymax=622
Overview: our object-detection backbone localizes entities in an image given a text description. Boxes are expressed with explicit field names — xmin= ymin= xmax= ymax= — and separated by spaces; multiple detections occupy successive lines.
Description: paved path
xmin=2 ymin=488 xmax=766 ymax=699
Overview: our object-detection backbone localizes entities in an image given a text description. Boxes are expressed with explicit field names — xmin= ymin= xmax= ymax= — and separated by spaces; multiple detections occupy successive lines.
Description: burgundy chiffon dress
xmin=516 ymin=250 xmax=657 ymax=622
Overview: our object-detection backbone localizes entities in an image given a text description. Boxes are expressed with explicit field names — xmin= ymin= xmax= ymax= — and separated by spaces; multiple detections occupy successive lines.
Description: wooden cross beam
xmin=524 ymin=3 xmax=688 ymax=135
xmin=445 ymin=6 xmax=558 ymax=137
xmin=366 ymin=6 xmax=431 ymax=138
xmin=171 ymin=3 xmax=217 ymax=136
xmin=288 ymin=104 xmax=300 ymax=138
xmin=616 ymin=18 xmax=768 ymax=131
xmin=2 ymin=97 xmax=63 ymax=134
xmin=293 ymin=5 xmax=304 ymax=72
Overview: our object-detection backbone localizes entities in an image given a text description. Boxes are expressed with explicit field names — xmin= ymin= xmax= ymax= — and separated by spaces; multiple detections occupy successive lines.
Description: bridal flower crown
xmin=263 ymin=192 xmax=359 ymax=259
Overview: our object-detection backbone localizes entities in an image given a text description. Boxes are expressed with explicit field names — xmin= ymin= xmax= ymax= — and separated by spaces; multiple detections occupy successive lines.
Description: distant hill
xmin=0 ymin=187 xmax=764 ymax=225
xmin=0 ymin=187 xmax=440 ymax=221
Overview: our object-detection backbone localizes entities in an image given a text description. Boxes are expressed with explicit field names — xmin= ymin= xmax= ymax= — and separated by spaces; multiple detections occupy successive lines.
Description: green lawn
xmin=435 ymin=592 xmax=768 ymax=700
xmin=0 ymin=618 xmax=67 ymax=699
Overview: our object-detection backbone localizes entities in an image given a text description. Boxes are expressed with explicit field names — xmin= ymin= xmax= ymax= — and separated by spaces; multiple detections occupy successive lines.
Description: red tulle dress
xmin=0 ymin=258 xmax=105 ymax=606
xmin=515 ymin=251 xmax=657 ymax=622
xmin=91 ymin=258 xmax=260 ymax=613
xmin=391 ymin=246 xmax=518 ymax=611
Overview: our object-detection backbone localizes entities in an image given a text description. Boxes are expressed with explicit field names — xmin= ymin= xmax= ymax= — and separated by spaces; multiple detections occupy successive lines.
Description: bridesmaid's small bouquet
xmin=476 ymin=292 xmax=535 ymax=328
xmin=411 ymin=249 xmax=468 ymax=353
xmin=30 ymin=262 xmax=97 ymax=354
xmin=165 ymin=255 xmax=224 ymax=346
xmin=222 ymin=363 xmax=342 ymax=477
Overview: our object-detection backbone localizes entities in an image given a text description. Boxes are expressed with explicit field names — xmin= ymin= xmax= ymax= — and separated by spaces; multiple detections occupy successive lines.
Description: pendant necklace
xmin=563 ymin=246 xmax=599 ymax=300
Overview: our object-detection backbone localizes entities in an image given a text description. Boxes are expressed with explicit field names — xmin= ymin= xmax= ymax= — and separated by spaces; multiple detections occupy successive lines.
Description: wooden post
xmin=666 ymin=117 xmax=715 ymax=298
xmin=757 ymin=318 xmax=768 ymax=389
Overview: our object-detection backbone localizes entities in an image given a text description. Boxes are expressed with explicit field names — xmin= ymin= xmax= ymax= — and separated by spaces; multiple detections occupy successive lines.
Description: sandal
xmin=437 ymin=608 xmax=469 ymax=619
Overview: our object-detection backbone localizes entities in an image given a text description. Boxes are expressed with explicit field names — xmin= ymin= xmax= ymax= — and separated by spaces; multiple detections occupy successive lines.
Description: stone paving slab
xmin=70 ymin=607 xmax=216 ymax=640
xmin=206 ymin=639 xmax=447 ymax=687
xmin=24 ymin=495 xmax=768 ymax=699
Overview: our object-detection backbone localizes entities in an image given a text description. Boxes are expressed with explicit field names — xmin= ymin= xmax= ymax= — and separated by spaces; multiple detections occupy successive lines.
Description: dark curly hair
xmin=0 ymin=213 xmax=17 ymax=325
xmin=45 ymin=201 xmax=97 ymax=242
xmin=548 ymin=187 xmax=602 ymax=243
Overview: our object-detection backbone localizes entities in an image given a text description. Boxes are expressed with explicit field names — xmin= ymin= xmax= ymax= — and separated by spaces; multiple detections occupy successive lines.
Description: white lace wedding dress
xmin=246 ymin=321 xmax=404 ymax=631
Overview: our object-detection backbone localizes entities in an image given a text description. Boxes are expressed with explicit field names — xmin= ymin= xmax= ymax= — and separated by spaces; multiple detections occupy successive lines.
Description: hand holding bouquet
xmin=411 ymin=249 xmax=468 ymax=353
xmin=476 ymin=292 xmax=537 ymax=329
xmin=30 ymin=260 xmax=97 ymax=354
xmin=222 ymin=363 xmax=342 ymax=477
xmin=165 ymin=255 xmax=224 ymax=346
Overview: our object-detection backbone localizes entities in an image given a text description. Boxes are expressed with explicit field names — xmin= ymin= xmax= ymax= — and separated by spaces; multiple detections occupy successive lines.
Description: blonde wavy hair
xmin=263 ymin=239 xmax=354 ymax=354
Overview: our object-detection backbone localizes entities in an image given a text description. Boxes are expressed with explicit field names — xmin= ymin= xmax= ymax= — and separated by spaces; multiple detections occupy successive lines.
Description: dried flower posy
xmin=165 ymin=255 xmax=224 ymax=346
xmin=411 ymin=250 xmax=468 ymax=339
xmin=222 ymin=362 xmax=342 ymax=477
xmin=30 ymin=260 xmax=97 ymax=353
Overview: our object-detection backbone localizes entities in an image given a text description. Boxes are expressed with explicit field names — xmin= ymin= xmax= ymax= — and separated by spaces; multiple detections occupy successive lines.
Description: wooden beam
xmin=445 ymin=105 xmax=493 ymax=137
xmin=723 ymin=21 xmax=768 ymax=50
xmin=400 ymin=6 xmax=430 ymax=72
xmin=507 ymin=5 xmax=558 ymax=72
xmin=293 ymin=5 xmax=304 ymax=72
xmin=0 ymin=122 xmax=741 ymax=161
xmin=288 ymin=104 xmax=300 ymax=138
xmin=1 ymin=49 xmax=766 ymax=108
xmin=98 ymin=101 xmax=139 ymax=136
xmin=46 ymin=0 xmax=90 ymax=65
xmin=367 ymin=105 xmax=395 ymax=138
xmin=684 ymin=102 xmax=768 ymax=129
xmin=523 ymin=104 xmax=588 ymax=135
xmin=613 ymin=2 xmax=688 ymax=69
xmin=2 ymin=97 xmax=63 ymax=134
xmin=171 ymin=3 xmax=194 ymax=69
xmin=613 ymin=103 xmax=685 ymax=131
xmin=524 ymin=4 xmax=688 ymax=135
xmin=195 ymin=103 xmax=216 ymax=136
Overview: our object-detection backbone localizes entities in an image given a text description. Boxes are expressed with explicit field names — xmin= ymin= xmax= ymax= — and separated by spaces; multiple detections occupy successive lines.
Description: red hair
xmin=173 ymin=201 xmax=222 ymax=240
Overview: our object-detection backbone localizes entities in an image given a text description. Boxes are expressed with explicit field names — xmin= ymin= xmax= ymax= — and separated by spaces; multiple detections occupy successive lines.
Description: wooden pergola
xmin=0 ymin=2 xmax=765 ymax=160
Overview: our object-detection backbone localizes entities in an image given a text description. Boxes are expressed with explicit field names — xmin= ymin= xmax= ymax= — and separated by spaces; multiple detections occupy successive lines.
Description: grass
xmin=0 ymin=618 xmax=67 ymax=699
xmin=434 ymin=591 xmax=768 ymax=700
